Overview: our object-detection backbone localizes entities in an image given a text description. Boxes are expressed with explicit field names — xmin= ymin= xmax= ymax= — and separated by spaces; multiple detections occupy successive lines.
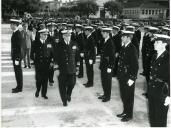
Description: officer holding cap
xmin=54 ymin=29 xmax=77 ymax=106
xmin=116 ymin=30 xmax=139 ymax=122
xmin=10 ymin=19 xmax=23 ymax=93
xmin=148 ymin=34 xmax=170 ymax=127
xmin=32 ymin=28 xmax=54 ymax=99
xmin=98 ymin=27 xmax=115 ymax=102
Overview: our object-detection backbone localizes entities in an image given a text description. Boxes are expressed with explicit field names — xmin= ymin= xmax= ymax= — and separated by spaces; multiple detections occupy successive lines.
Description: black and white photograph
xmin=1 ymin=0 xmax=170 ymax=127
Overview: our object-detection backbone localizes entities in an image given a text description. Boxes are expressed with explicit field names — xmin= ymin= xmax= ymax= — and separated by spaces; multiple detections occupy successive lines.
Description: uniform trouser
xmin=35 ymin=66 xmax=49 ymax=96
xmin=85 ymin=59 xmax=94 ymax=84
xmin=12 ymin=60 xmax=23 ymax=90
xmin=148 ymin=88 xmax=169 ymax=127
xmin=58 ymin=73 xmax=76 ymax=104
xmin=48 ymin=66 xmax=54 ymax=83
xmin=118 ymin=78 xmax=135 ymax=118
xmin=78 ymin=57 xmax=84 ymax=76
xmin=113 ymin=57 xmax=119 ymax=76
xmin=101 ymin=68 xmax=112 ymax=99
xmin=23 ymin=48 xmax=31 ymax=67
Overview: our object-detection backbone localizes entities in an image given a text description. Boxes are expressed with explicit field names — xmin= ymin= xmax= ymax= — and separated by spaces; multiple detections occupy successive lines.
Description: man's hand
xmin=15 ymin=60 xmax=19 ymax=65
xmin=164 ymin=96 xmax=171 ymax=106
xmin=127 ymin=79 xmax=134 ymax=86
xmin=107 ymin=68 xmax=112 ymax=73
xmin=89 ymin=59 xmax=93 ymax=65
xmin=80 ymin=53 xmax=84 ymax=57
xmin=115 ymin=53 xmax=119 ymax=57
xmin=50 ymin=63 xmax=54 ymax=67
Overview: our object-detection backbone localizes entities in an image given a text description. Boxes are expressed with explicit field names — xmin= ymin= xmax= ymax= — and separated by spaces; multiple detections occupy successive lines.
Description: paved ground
xmin=1 ymin=24 xmax=170 ymax=127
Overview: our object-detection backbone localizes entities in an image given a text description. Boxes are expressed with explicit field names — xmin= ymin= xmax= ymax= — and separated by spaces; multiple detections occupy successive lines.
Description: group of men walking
xmin=9 ymin=17 xmax=170 ymax=126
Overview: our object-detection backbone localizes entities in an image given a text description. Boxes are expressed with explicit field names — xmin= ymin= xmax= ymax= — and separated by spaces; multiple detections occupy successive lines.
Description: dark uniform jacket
xmin=32 ymin=39 xmax=53 ymax=68
xmin=111 ymin=33 xmax=122 ymax=53
xmin=75 ymin=32 xmax=85 ymax=53
xmin=54 ymin=40 xmax=77 ymax=74
xmin=84 ymin=34 xmax=96 ymax=63
xmin=11 ymin=30 xmax=23 ymax=61
xmin=117 ymin=43 xmax=139 ymax=81
xmin=148 ymin=51 xmax=170 ymax=97
xmin=135 ymin=29 xmax=141 ymax=43
xmin=99 ymin=38 xmax=115 ymax=70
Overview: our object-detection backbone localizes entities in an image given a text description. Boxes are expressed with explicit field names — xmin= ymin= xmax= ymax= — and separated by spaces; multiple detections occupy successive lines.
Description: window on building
xmin=149 ymin=10 xmax=151 ymax=15
xmin=142 ymin=10 xmax=144 ymax=14
xmin=152 ymin=10 xmax=155 ymax=15
xmin=155 ymin=10 xmax=158 ymax=15
xmin=145 ymin=9 xmax=148 ymax=15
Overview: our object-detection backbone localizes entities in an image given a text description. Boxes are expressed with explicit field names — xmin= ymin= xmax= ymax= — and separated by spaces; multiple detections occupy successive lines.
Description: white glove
xmin=54 ymin=64 xmax=58 ymax=69
xmin=80 ymin=53 xmax=84 ymax=57
xmin=164 ymin=96 xmax=171 ymax=106
xmin=15 ymin=61 xmax=19 ymax=65
xmin=107 ymin=68 xmax=112 ymax=73
xmin=50 ymin=63 xmax=54 ymax=67
xmin=89 ymin=59 xmax=93 ymax=65
xmin=127 ymin=79 xmax=134 ymax=86
xmin=115 ymin=53 xmax=119 ymax=57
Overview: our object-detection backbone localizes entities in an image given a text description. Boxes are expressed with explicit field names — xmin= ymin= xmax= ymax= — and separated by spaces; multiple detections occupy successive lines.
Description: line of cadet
xmin=10 ymin=18 xmax=170 ymax=126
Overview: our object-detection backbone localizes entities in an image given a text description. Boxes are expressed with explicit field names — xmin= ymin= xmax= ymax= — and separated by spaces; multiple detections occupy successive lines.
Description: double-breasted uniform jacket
xmin=111 ymin=33 xmax=122 ymax=54
xmin=11 ymin=30 xmax=23 ymax=61
xmin=32 ymin=39 xmax=54 ymax=69
xmin=148 ymin=51 xmax=170 ymax=99
xmin=117 ymin=43 xmax=139 ymax=81
xmin=84 ymin=34 xmax=96 ymax=63
xmin=135 ymin=29 xmax=141 ymax=43
xmin=99 ymin=38 xmax=115 ymax=70
xmin=75 ymin=32 xmax=85 ymax=54
xmin=54 ymin=40 xmax=77 ymax=74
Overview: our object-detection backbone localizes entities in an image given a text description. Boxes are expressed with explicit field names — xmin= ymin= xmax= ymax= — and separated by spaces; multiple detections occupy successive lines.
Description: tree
xmin=2 ymin=0 xmax=41 ymax=16
xmin=77 ymin=0 xmax=99 ymax=18
xmin=104 ymin=1 xmax=123 ymax=18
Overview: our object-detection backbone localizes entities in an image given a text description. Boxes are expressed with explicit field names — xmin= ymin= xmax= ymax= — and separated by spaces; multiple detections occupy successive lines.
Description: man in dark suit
xmin=75 ymin=24 xmax=85 ymax=78
xmin=83 ymin=26 xmax=96 ymax=87
xmin=47 ymin=22 xmax=58 ymax=86
xmin=54 ymin=29 xmax=77 ymax=106
xmin=148 ymin=34 xmax=170 ymax=127
xmin=32 ymin=29 xmax=54 ymax=99
xmin=117 ymin=31 xmax=139 ymax=122
xmin=10 ymin=19 xmax=23 ymax=93
xmin=98 ymin=28 xmax=115 ymax=102
xmin=111 ymin=26 xmax=122 ymax=77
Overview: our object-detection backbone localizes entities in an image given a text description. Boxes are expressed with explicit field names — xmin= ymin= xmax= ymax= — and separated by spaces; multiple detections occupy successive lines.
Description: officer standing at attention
xmin=83 ymin=26 xmax=96 ymax=87
xmin=148 ymin=34 xmax=170 ymax=127
xmin=47 ymin=22 xmax=57 ymax=86
xmin=117 ymin=31 xmax=139 ymax=122
xmin=75 ymin=24 xmax=85 ymax=78
xmin=98 ymin=28 xmax=115 ymax=102
xmin=33 ymin=28 xmax=54 ymax=99
xmin=10 ymin=19 xmax=23 ymax=93
xmin=54 ymin=29 xmax=77 ymax=107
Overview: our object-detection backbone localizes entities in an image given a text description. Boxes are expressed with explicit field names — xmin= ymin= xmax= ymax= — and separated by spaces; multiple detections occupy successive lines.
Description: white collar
xmin=78 ymin=31 xmax=82 ymax=35
xmin=13 ymin=28 xmax=18 ymax=33
xmin=124 ymin=41 xmax=131 ymax=47
xmin=87 ymin=33 xmax=91 ymax=38
xmin=64 ymin=40 xmax=70 ymax=45
xmin=104 ymin=36 xmax=110 ymax=43
xmin=157 ymin=49 xmax=165 ymax=59
xmin=40 ymin=39 xmax=45 ymax=44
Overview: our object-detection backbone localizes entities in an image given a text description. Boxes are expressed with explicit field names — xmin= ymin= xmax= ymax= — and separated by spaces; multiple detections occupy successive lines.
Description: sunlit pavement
xmin=1 ymin=24 xmax=170 ymax=127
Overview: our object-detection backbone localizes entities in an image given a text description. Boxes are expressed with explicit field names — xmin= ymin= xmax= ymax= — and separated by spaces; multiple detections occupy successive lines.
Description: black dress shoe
xmin=12 ymin=87 xmax=18 ymax=91
xmin=28 ymin=66 xmax=31 ymax=69
xmin=63 ymin=102 xmax=68 ymax=107
xmin=121 ymin=116 xmax=132 ymax=122
xmin=116 ymin=113 xmax=126 ymax=118
xmin=77 ymin=75 xmax=83 ymax=78
xmin=98 ymin=95 xmax=105 ymax=99
xmin=142 ymin=93 xmax=148 ymax=98
xmin=102 ymin=98 xmax=110 ymax=102
xmin=35 ymin=91 xmax=39 ymax=97
xmin=12 ymin=88 xmax=22 ymax=93
xmin=83 ymin=83 xmax=88 ymax=86
xmin=67 ymin=96 xmax=71 ymax=102
xmin=42 ymin=96 xmax=48 ymax=99
xmin=24 ymin=65 xmax=27 ymax=68
xmin=85 ymin=83 xmax=93 ymax=88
